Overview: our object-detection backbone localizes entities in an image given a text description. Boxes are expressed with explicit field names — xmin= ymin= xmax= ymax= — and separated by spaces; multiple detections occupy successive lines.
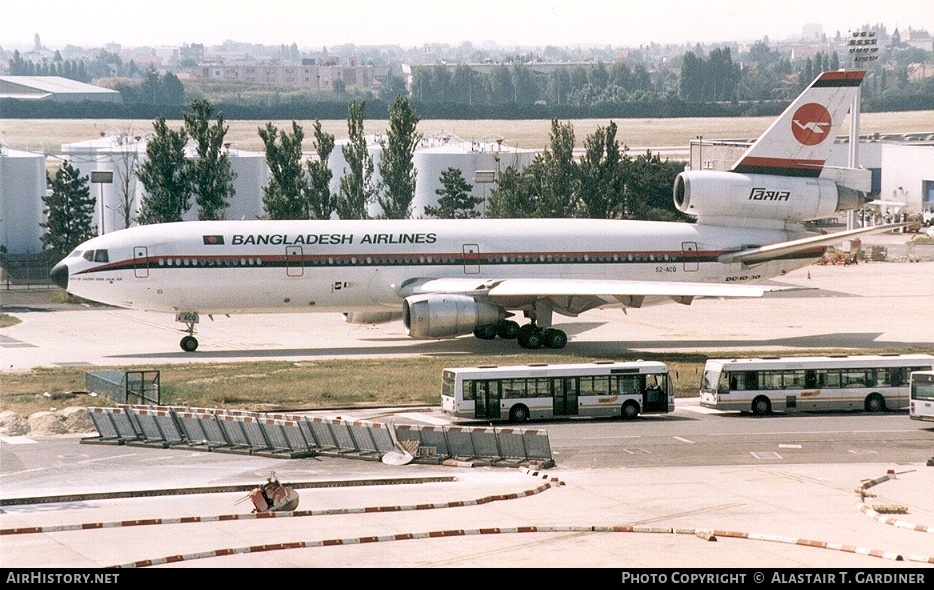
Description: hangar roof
xmin=0 ymin=76 xmax=121 ymax=102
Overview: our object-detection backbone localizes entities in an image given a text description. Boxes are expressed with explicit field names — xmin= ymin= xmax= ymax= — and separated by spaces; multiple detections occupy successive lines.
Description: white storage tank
xmin=60 ymin=131 xmax=147 ymax=235
xmin=62 ymin=131 xmax=269 ymax=227
xmin=180 ymin=145 xmax=269 ymax=222
xmin=411 ymin=135 xmax=537 ymax=218
xmin=0 ymin=146 xmax=47 ymax=254
xmin=326 ymin=134 xmax=385 ymax=219
xmin=324 ymin=134 xmax=536 ymax=219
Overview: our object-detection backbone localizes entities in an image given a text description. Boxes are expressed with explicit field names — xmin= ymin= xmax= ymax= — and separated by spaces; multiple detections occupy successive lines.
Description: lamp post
xmin=90 ymin=170 xmax=113 ymax=235
xmin=696 ymin=136 xmax=703 ymax=170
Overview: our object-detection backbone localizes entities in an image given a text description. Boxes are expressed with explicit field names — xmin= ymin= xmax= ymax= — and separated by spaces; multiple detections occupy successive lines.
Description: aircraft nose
xmin=49 ymin=261 xmax=69 ymax=290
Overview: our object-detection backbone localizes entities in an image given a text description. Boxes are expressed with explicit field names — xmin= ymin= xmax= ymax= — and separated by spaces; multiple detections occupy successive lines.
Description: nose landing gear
xmin=175 ymin=312 xmax=200 ymax=352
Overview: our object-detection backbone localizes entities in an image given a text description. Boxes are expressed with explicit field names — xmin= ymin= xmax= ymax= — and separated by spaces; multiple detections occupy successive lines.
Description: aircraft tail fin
xmin=731 ymin=70 xmax=865 ymax=178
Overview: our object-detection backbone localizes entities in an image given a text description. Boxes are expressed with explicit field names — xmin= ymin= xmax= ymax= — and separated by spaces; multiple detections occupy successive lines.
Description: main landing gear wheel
xmin=180 ymin=335 xmax=199 ymax=352
xmin=517 ymin=324 xmax=544 ymax=349
xmin=473 ymin=324 xmax=498 ymax=340
xmin=516 ymin=324 xmax=568 ymax=349
xmin=496 ymin=319 xmax=520 ymax=339
xmin=542 ymin=328 xmax=568 ymax=349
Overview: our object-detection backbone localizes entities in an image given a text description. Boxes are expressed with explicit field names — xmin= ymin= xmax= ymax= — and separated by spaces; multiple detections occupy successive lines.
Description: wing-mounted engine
xmin=403 ymin=294 xmax=505 ymax=338
xmin=343 ymin=311 xmax=403 ymax=325
xmin=673 ymin=171 xmax=865 ymax=228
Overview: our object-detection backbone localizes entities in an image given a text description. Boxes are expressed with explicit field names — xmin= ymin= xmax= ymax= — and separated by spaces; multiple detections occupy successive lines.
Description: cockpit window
xmin=68 ymin=250 xmax=84 ymax=258
xmin=81 ymin=249 xmax=110 ymax=263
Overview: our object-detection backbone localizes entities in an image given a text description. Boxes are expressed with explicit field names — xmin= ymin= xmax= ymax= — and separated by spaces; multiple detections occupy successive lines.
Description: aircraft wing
xmin=718 ymin=223 xmax=906 ymax=266
xmin=399 ymin=277 xmax=789 ymax=315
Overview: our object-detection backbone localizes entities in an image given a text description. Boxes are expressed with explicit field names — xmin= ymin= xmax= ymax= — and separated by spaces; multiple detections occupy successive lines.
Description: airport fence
xmin=83 ymin=405 xmax=554 ymax=468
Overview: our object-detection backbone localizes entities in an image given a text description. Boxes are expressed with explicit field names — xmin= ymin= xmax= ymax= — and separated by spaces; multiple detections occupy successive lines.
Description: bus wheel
xmin=509 ymin=404 xmax=530 ymax=423
xmin=751 ymin=396 xmax=772 ymax=416
xmin=621 ymin=401 xmax=640 ymax=420
xmin=865 ymin=393 xmax=886 ymax=413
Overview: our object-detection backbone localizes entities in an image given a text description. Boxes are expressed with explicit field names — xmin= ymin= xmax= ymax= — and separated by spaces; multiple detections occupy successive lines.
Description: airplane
xmin=50 ymin=69 xmax=896 ymax=353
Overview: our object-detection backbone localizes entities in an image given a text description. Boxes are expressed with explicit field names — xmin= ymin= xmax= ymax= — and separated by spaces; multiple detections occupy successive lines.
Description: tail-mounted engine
xmin=674 ymin=170 xmax=865 ymax=226
xmin=403 ymin=294 xmax=504 ymax=338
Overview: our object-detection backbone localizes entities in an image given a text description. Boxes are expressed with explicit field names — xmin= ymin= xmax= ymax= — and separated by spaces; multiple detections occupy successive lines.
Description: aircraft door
xmin=463 ymin=244 xmax=480 ymax=274
xmin=553 ymin=377 xmax=578 ymax=417
xmin=133 ymin=247 xmax=149 ymax=278
xmin=681 ymin=241 xmax=699 ymax=272
xmin=472 ymin=380 xmax=501 ymax=420
xmin=285 ymin=246 xmax=303 ymax=277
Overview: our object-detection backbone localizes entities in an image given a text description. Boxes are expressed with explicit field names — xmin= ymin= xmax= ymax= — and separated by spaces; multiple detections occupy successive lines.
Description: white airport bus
xmin=909 ymin=370 xmax=934 ymax=422
xmin=441 ymin=360 xmax=674 ymax=422
xmin=699 ymin=354 xmax=934 ymax=416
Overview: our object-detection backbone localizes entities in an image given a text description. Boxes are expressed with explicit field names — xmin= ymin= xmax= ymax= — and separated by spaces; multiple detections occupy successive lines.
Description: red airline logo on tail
xmin=791 ymin=103 xmax=832 ymax=146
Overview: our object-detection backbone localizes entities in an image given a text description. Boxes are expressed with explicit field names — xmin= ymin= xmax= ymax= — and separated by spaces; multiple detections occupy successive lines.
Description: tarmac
xmin=1 ymin=232 xmax=933 ymax=571
xmin=0 ymin=438 xmax=932 ymax=570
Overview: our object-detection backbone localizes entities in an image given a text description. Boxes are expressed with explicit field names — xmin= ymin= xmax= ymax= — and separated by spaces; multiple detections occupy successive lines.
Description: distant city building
xmin=179 ymin=43 xmax=205 ymax=64
xmin=199 ymin=61 xmax=375 ymax=92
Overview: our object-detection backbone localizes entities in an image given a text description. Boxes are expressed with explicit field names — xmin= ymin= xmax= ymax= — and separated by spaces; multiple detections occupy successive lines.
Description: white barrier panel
xmin=130 ymin=407 xmax=184 ymax=446
xmin=235 ymin=415 xmax=271 ymax=453
xmin=367 ymin=422 xmax=396 ymax=454
xmin=495 ymin=428 xmax=532 ymax=460
xmin=394 ymin=424 xmax=450 ymax=457
xmin=108 ymin=407 xmax=142 ymax=442
xmin=328 ymin=420 xmax=357 ymax=452
xmin=215 ymin=414 xmax=252 ymax=450
xmin=345 ymin=420 xmax=382 ymax=456
xmin=519 ymin=429 xmax=553 ymax=462
xmin=256 ymin=417 xmax=314 ymax=457
xmin=176 ymin=410 xmax=229 ymax=449
xmin=87 ymin=407 xmax=120 ymax=441
xmin=303 ymin=416 xmax=339 ymax=450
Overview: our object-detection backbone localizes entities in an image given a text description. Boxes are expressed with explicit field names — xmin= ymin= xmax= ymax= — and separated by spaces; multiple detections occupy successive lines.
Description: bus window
xmin=701 ymin=369 xmax=721 ymax=394
xmin=617 ymin=375 xmax=641 ymax=395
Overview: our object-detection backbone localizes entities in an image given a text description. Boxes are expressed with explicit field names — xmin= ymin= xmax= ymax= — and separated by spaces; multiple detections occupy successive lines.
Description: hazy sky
xmin=2 ymin=0 xmax=932 ymax=50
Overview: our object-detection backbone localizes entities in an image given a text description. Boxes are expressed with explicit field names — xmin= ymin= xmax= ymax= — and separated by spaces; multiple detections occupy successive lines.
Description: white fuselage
xmin=60 ymin=218 xmax=817 ymax=315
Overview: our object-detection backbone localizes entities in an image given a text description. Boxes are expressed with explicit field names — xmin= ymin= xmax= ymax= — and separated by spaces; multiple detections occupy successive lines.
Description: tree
xmin=378 ymin=72 xmax=409 ymax=102
xmin=183 ymin=99 xmax=237 ymax=220
xmin=534 ymin=119 xmax=579 ymax=217
xmin=485 ymin=165 xmax=538 ymax=218
xmin=336 ymin=99 xmax=377 ymax=219
xmin=623 ymin=150 xmax=685 ymax=221
xmin=579 ymin=121 xmax=627 ymax=219
xmin=40 ymin=161 xmax=96 ymax=263
xmin=137 ymin=117 xmax=190 ymax=224
xmin=259 ymin=121 xmax=309 ymax=220
xmin=376 ymin=96 xmax=421 ymax=219
xmin=424 ymin=168 xmax=482 ymax=219
xmin=111 ymin=134 xmax=142 ymax=229
xmin=306 ymin=120 xmax=336 ymax=220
